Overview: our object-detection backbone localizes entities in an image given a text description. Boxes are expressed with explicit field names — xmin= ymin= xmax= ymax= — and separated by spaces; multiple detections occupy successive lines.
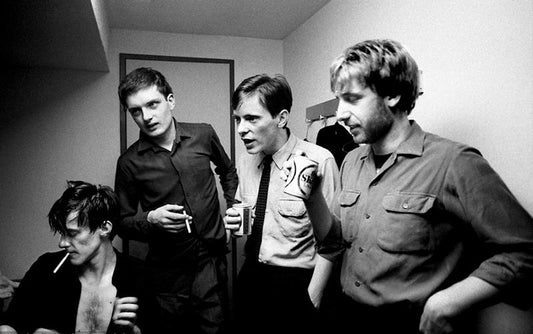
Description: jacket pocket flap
xmin=278 ymin=199 xmax=307 ymax=217
xmin=382 ymin=192 xmax=436 ymax=213
xmin=339 ymin=190 xmax=361 ymax=207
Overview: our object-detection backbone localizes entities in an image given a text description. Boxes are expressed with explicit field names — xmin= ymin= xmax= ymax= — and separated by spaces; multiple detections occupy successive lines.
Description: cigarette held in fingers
xmin=184 ymin=210 xmax=191 ymax=233
xmin=53 ymin=252 xmax=69 ymax=274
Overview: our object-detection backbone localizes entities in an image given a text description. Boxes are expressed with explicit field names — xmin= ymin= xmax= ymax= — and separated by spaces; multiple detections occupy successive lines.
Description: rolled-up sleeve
xmin=317 ymin=171 xmax=346 ymax=262
xmin=447 ymin=148 xmax=533 ymax=305
xmin=318 ymin=155 xmax=340 ymax=207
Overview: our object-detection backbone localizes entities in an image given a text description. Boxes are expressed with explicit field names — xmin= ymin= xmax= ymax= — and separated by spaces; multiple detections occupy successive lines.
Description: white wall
xmin=283 ymin=0 xmax=533 ymax=332
xmin=0 ymin=68 xmax=116 ymax=278
xmin=0 ymin=29 xmax=283 ymax=280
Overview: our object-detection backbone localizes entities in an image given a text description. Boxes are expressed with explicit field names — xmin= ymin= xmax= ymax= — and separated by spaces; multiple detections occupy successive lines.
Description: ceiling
xmin=5 ymin=0 xmax=330 ymax=72
xmin=106 ymin=0 xmax=332 ymax=40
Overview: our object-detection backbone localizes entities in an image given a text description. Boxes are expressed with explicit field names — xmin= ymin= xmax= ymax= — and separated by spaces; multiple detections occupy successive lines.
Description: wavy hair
xmin=330 ymin=39 xmax=420 ymax=114
xmin=48 ymin=181 xmax=119 ymax=239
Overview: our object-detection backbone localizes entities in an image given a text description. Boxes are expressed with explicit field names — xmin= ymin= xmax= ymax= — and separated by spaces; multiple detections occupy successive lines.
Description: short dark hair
xmin=330 ymin=39 xmax=420 ymax=114
xmin=118 ymin=67 xmax=173 ymax=107
xmin=232 ymin=74 xmax=292 ymax=118
xmin=48 ymin=181 xmax=119 ymax=239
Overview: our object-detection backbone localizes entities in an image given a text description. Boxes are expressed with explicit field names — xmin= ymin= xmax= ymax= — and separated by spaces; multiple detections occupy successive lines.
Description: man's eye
xmin=147 ymin=101 xmax=160 ymax=109
xmin=129 ymin=108 xmax=142 ymax=115
xmin=344 ymin=96 xmax=359 ymax=104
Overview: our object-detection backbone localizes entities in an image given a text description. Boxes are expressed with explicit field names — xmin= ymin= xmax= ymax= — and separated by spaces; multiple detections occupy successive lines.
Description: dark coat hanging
xmin=316 ymin=122 xmax=358 ymax=168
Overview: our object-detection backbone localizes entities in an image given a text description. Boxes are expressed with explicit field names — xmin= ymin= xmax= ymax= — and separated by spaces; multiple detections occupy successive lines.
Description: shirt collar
xmin=271 ymin=129 xmax=296 ymax=169
xmin=359 ymin=120 xmax=425 ymax=160
xmin=396 ymin=120 xmax=425 ymax=157
xmin=137 ymin=118 xmax=192 ymax=152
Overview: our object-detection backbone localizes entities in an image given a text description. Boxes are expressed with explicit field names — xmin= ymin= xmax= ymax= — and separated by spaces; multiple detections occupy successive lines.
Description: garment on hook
xmin=316 ymin=122 xmax=357 ymax=168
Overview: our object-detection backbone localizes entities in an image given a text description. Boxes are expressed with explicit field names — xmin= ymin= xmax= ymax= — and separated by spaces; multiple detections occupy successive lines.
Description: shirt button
xmin=355 ymin=281 xmax=361 ymax=287
xmin=358 ymin=247 xmax=363 ymax=253
xmin=402 ymin=202 xmax=409 ymax=209
xmin=364 ymin=213 xmax=371 ymax=219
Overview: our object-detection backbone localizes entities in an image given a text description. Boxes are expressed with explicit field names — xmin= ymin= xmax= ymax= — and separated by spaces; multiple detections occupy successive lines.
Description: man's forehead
xmin=333 ymin=63 xmax=366 ymax=90
xmin=126 ymin=85 xmax=165 ymax=105
xmin=335 ymin=81 xmax=366 ymax=97
xmin=65 ymin=211 xmax=81 ymax=229
xmin=235 ymin=95 xmax=270 ymax=116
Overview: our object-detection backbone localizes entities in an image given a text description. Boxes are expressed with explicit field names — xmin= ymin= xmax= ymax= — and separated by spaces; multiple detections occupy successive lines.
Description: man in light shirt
xmin=225 ymin=74 xmax=339 ymax=333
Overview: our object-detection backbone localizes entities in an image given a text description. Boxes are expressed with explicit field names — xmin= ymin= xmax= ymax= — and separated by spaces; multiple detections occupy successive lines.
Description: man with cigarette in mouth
xmin=0 ymin=181 xmax=144 ymax=334
xmin=115 ymin=67 xmax=238 ymax=333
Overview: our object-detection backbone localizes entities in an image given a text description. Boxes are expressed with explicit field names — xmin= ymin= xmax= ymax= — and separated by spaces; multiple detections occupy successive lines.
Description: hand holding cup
xmin=224 ymin=207 xmax=242 ymax=233
xmin=224 ymin=203 xmax=253 ymax=237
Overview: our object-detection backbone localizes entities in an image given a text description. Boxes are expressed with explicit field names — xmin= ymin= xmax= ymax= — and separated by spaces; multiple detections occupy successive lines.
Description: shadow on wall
xmin=0 ymin=67 xmax=108 ymax=132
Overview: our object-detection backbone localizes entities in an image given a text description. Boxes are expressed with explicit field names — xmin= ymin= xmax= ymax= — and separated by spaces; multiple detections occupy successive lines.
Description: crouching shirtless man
xmin=0 ymin=181 xmax=144 ymax=334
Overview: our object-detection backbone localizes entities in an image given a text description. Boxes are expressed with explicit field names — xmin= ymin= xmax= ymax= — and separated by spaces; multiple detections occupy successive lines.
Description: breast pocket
xmin=277 ymin=199 xmax=312 ymax=240
xmin=339 ymin=190 xmax=361 ymax=241
xmin=378 ymin=192 xmax=436 ymax=253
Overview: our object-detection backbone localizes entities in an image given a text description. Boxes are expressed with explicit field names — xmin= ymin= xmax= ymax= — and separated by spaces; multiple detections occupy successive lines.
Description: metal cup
xmin=232 ymin=202 xmax=253 ymax=236
xmin=284 ymin=155 xmax=318 ymax=199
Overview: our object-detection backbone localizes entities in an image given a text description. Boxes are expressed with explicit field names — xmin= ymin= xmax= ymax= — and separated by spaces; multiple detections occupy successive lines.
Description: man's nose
xmin=58 ymin=235 xmax=70 ymax=248
xmin=336 ymin=100 xmax=354 ymax=123
xmin=237 ymin=121 xmax=247 ymax=136
xmin=142 ymin=107 xmax=153 ymax=122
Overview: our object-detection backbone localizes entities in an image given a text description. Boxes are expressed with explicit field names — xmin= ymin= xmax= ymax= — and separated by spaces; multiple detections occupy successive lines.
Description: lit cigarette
xmin=53 ymin=252 xmax=69 ymax=274
xmin=184 ymin=210 xmax=191 ymax=233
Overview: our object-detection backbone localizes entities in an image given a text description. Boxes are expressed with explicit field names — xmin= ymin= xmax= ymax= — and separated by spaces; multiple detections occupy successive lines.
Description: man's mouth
xmin=242 ymin=138 xmax=254 ymax=146
xmin=146 ymin=123 xmax=158 ymax=130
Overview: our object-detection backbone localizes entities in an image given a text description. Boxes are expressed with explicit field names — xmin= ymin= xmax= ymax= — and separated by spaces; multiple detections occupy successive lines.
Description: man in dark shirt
xmin=115 ymin=67 xmax=238 ymax=333
xmin=294 ymin=39 xmax=533 ymax=334
xmin=0 ymin=181 xmax=143 ymax=334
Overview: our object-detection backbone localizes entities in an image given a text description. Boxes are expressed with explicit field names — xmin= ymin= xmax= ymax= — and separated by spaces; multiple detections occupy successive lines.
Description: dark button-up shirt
xmin=2 ymin=250 xmax=144 ymax=334
xmin=321 ymin=121 xmax=533 ymax=308
xmin=115 ymin=121 xmax=238 ymax=263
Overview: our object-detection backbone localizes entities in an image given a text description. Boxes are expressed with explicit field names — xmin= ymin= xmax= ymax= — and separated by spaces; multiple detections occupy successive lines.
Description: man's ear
xmin=100 ymin=220 xmax=113 ymax=238
xmin=277 ymin=109 xmax=289 ymax=128
xmin=385 ymin=95 xmax=401 ymax=108
xmin=167 ymin=93 xmax=176 ymax=110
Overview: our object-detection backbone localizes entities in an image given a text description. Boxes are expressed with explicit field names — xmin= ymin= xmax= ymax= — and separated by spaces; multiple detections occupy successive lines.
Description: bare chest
xmin=75 ymin=283 xmax=117 ymax=334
